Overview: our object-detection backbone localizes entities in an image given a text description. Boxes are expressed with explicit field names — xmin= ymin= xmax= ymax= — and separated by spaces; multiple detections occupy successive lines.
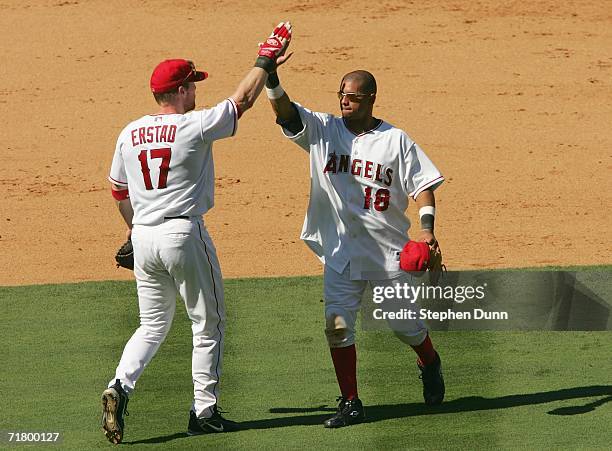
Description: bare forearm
xmin=110 ymin=183 xmax=134 ymax=230
xmin=116 ymin=199 xmax=134 ymax=230
xmin=415 ymin=189 xmax=436 ymax=209
xmin=265 ymin=72 xmax=292 ymax=117
xmin=269 ymin=93 xmax=296 ymax=120
xmin=266 ymin=71 xmax=302 ymax=132
xmin=230 ymin=67 xmax=268 ymax=114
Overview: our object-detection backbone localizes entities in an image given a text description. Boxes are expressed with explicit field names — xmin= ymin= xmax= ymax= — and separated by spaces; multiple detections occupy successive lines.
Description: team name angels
xmin=323 ymin=153 xmax=394 ymax=186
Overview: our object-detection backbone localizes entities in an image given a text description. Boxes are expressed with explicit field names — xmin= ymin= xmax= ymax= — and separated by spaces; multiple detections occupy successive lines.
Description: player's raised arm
xmin=229 ymin=22 xmax=292 ymax=116
xmin=265 ymin=56 xmax=304 ymax=135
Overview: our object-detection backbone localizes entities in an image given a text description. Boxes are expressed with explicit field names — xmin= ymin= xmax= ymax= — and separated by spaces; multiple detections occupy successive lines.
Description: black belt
xmin=164 ymin=216 xmax=190 ymax=220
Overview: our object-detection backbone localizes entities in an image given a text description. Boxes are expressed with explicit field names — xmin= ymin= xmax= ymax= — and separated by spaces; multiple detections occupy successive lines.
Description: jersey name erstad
xmin=131 ymin=125 xmax=178 ymax=146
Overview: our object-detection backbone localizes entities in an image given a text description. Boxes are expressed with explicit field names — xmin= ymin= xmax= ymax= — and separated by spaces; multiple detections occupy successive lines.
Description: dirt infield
xmin=1 ymin=1 xmax=610 ymax=285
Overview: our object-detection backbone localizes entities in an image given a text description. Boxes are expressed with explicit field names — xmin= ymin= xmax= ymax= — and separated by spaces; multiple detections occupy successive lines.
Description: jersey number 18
xmin=138 ymin=148 xmax=172 ymax=190
xmin=363 ymin=187 xmax=390 ymax=211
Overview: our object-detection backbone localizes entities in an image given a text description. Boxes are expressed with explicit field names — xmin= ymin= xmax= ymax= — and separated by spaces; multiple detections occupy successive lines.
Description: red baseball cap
xmin=150 ymin=59 xmax=208 ymax=93
xmin=399 ymin=240 xmax=430 ymax=272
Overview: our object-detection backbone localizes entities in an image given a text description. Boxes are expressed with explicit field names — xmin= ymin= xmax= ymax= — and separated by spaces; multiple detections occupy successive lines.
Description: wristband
xmin=254 ymin=56 xmax=276 ymax=74
xmin=266 ymin=71 xmax=280 ymax=88
xmin=266 ymin=84 xmax=285 ymax=100
xmin=419 ymin=206 xmax=435 ymax=231
xmin=111 ymin=188 xmax=129 ymax=201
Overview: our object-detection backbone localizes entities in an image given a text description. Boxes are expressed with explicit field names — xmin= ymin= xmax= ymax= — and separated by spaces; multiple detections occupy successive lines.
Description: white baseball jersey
xmin=283 ymin=103 xmax=444 ymax=279
xmin=109 ymin=98 xmax=239 ymax=225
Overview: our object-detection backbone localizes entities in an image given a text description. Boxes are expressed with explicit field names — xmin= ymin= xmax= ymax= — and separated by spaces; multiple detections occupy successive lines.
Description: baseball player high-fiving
xmin=265 ymin=64 xmax=445 ymax=427
xmin=101 ymin=22 xmax=292 ymax=444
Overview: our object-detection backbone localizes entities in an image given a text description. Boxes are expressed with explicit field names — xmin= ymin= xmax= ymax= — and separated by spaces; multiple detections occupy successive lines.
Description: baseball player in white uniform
xmin=265 ymin=67 xmax=445 ymax=427
xmin=101 ymin=22 xmax=292 ymax=444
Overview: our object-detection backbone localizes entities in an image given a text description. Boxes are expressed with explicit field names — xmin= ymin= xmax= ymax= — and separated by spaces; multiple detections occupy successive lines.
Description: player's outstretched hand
xmin=255 ymin=21 xmax=292 ymax=72
xmin=259 ymin=21 xmax=292 ymax=60
xmin=275 ymin=51 xmax=294 ymax=68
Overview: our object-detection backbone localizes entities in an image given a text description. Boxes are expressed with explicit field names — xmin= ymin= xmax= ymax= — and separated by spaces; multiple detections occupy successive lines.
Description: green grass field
xmin=1 ymin=274 xmax=611 ymax=449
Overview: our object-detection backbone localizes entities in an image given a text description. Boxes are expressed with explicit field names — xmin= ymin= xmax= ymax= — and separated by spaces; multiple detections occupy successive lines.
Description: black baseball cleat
xmin=187 ymin=405 xmax=240 ymax=435
xmin=101 ymin=379 xmax=129 ymax=445
xmin=323 ymin=396 xmax=365 ymax=428
xmin=418 ymin=351 xmax=445 ymax=405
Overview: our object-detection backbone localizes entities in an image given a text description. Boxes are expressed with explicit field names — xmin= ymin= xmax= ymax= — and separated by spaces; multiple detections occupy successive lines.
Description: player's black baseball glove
xmin=115 ymin=239 xmax=134 ymax=270
xmin=427 ymin=241 xmax=446 ymax=285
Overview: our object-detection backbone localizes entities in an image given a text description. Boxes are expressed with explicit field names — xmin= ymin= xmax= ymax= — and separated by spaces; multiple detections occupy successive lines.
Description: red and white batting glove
xmin=255 ymin=21 xmax=292 ymax=73
xmin=259 ymin=22 xmax=292 ymax=59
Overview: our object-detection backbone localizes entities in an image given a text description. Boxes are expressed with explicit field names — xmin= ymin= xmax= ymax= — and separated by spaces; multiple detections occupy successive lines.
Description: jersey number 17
xmin=138 ymin=148 xmax=172 ymax=190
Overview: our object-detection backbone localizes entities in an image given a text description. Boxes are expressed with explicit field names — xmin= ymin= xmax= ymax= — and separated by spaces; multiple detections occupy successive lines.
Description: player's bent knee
xmin=324 ymin=312 xmax=355 ymax=347
xmin=139 ymin=317 xmax=174 ymax=340
xmin=394 ymin=329 xmax=428 ymax=347
xmin=325 ymin=328 xmax=355 ymax=348
xmin=137 ymin=325 xmax=171 ymax=344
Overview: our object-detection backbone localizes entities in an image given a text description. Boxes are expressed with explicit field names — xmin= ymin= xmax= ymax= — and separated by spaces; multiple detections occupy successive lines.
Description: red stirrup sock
xmin=330 ymin=345 xmax=358 ymax=400
xmin=411 ymin=334 xmax=436 ymax=366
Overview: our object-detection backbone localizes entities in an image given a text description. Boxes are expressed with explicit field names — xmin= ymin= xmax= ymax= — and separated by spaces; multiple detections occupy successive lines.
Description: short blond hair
xmin=153 ymin=80 xmax=190 ymax=105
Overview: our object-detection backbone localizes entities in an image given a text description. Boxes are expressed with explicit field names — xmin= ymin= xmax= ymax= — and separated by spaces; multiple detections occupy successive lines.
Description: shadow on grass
xmin=547 ymin=395 xmax=612 ymax=416
xmin=125 ymin=432 xmax=188 ymax=445
xmin=125 ymin=385 xmax=611 ymax=443
xmin=250 ymin=385 xmax=612 ymax=429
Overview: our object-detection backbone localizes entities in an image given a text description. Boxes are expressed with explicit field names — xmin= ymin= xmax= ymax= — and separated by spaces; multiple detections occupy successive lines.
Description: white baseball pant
xmin=324 ymin=264 xmax=428 ymax=347
xmin=109 ymin=216 xmax=224 ymax=419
